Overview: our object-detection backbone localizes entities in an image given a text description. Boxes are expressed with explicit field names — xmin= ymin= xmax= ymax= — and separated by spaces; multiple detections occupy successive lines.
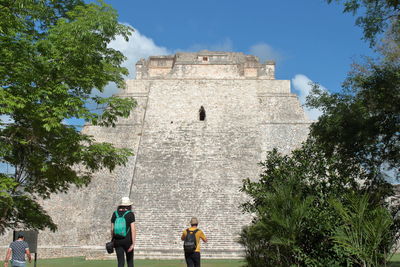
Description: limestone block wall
xmin=136 ymin=51 xmax=276 ymax=80
xmin=127 ymin=78 xmax=309 ymax=255
xmin=0 ymin=82 xmax=149 ymax=258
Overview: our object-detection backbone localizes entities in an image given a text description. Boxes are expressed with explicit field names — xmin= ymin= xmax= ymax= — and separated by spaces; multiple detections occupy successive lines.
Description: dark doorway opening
xmin=199 ymin=106 xmax=206 ymax=121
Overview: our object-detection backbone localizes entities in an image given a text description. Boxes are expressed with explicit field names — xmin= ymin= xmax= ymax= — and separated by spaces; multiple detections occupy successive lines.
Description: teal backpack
xmin=113 ymin=210 xmax=131 ymax=238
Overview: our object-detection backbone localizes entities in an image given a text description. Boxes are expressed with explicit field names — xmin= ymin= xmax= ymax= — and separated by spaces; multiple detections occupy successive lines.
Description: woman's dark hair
xmin=118 ymin=205 xmax=131 ymax=210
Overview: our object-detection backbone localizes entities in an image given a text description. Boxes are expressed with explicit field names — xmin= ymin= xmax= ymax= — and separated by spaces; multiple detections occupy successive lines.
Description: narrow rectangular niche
xmin=199 ymin=106 xmax=206 ymax=121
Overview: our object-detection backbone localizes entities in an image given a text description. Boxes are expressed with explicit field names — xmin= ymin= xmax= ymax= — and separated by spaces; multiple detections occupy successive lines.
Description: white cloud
xmin=248 ymin=43 xmax=281 ymax=63
xmin=97 ymin=26 xmax=170 ymax=97
xmin=292 ymin=74 xmax=325 ymax=121
xmin=84 ymin=26 xmax=170 ymax=125
xmin=110 ymin=26 xmax=170 ymax=79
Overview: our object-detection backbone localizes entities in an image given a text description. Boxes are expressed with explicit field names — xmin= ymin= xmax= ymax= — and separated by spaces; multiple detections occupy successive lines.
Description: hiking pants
xmin=115 ymin=244 xmax=134 ymax=267
xmin=184 ymin=252 xmax=201 ymax=267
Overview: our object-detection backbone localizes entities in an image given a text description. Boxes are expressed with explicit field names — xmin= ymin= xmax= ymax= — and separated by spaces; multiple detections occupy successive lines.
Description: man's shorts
xmin=11 ymin=260 xmax=26 ymax=267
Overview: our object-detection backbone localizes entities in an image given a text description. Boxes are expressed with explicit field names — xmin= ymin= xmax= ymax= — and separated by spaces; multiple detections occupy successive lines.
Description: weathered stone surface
xmin=0 ymin=51 xmax=310 ymax=259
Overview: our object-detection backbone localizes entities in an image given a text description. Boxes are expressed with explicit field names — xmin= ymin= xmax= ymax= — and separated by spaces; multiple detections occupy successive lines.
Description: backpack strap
xmin=124 ymin=210 xmax=131 ymax=235
xmin=122 ymin=210 xmax=131 ymax=217
xmin=187 ymin=229 xmax=199 ymax=234
xmin=114 ymin=210 xmax=130 ymax=218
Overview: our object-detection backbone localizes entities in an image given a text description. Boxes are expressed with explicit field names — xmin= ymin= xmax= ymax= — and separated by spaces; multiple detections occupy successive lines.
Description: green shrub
xmin=240 ymin=145 xmax=397 ymax=267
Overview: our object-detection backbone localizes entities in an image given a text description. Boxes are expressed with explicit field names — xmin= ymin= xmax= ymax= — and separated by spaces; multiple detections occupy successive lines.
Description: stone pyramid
xmin=1 ymin=51 xmax=311 ymax=259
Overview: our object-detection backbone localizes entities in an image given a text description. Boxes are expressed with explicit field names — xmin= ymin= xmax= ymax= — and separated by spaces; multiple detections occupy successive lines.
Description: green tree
xmin=240 ymin=175 xmax=314 ymax=266
xmin=0 ymin=0 xmax=136 ymax=233
xmin=379 ymin=21 xmax=400 ymax=63
xmin=240 ymin=142 xmax=396 ymax=266
xmin=330 ymin=193 xmax=395 ymax=267
xmin=240 ymin=0 xmax=399 ymax=266
xmin=307 ymin=60 xmax=400 ymax=180
xmin=326 ymin=0 xmax=400 ymax=46
xmin=309 ymin=0 xmax=400 ymax=181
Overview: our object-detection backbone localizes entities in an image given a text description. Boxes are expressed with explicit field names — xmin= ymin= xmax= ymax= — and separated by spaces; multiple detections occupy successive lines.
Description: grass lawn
xmin=15 ymin=255 xmax=400 ymax=267
xmin=20 ymin=257 xmax=245 ymax=267
xmin=389 ymin=253 xmax=400 ymax=267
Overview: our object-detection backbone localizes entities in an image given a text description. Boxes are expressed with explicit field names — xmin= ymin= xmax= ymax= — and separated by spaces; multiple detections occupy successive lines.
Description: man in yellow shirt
xmin=181 ymin=217 xmax=207 ymax=267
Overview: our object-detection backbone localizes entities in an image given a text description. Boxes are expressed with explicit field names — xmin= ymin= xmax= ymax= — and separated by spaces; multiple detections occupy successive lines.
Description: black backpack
xmin=183 ymin=228 xmax=199 ymax=253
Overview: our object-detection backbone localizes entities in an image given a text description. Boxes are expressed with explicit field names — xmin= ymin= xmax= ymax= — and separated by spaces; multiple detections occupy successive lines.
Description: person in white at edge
xmin=4 ymin=233 xmax=31 ymax=267
xmin=111 ymin=197 xmax=136 ymax=267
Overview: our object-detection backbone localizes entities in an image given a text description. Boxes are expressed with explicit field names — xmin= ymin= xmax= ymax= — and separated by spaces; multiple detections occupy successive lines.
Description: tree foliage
xmin=240 ymin=143 xmax=397 ymax=266
xmin=307 ymin=60 xmax=400 ymax=178
xmin=311 ymin=0 xmax=400 ymax=180
xmin=240 ymin=1 xmax=400 ymax=265
xmin=327 ymin=0 xmax=400 ymax=46
xmin=330 ymin=194 xmax=395 ymax=266
xmin=0 ymin=0 xmax=136 ymax=233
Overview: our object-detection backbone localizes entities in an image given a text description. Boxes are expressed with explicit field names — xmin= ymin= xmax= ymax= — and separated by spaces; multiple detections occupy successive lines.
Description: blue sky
xmin=0 ymin=1 xmax=390 ymax=180
xmin=99 ymin=0 xmax=376 ymax=120
xmin=0 ymin=1 xmax=394 ymax=181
